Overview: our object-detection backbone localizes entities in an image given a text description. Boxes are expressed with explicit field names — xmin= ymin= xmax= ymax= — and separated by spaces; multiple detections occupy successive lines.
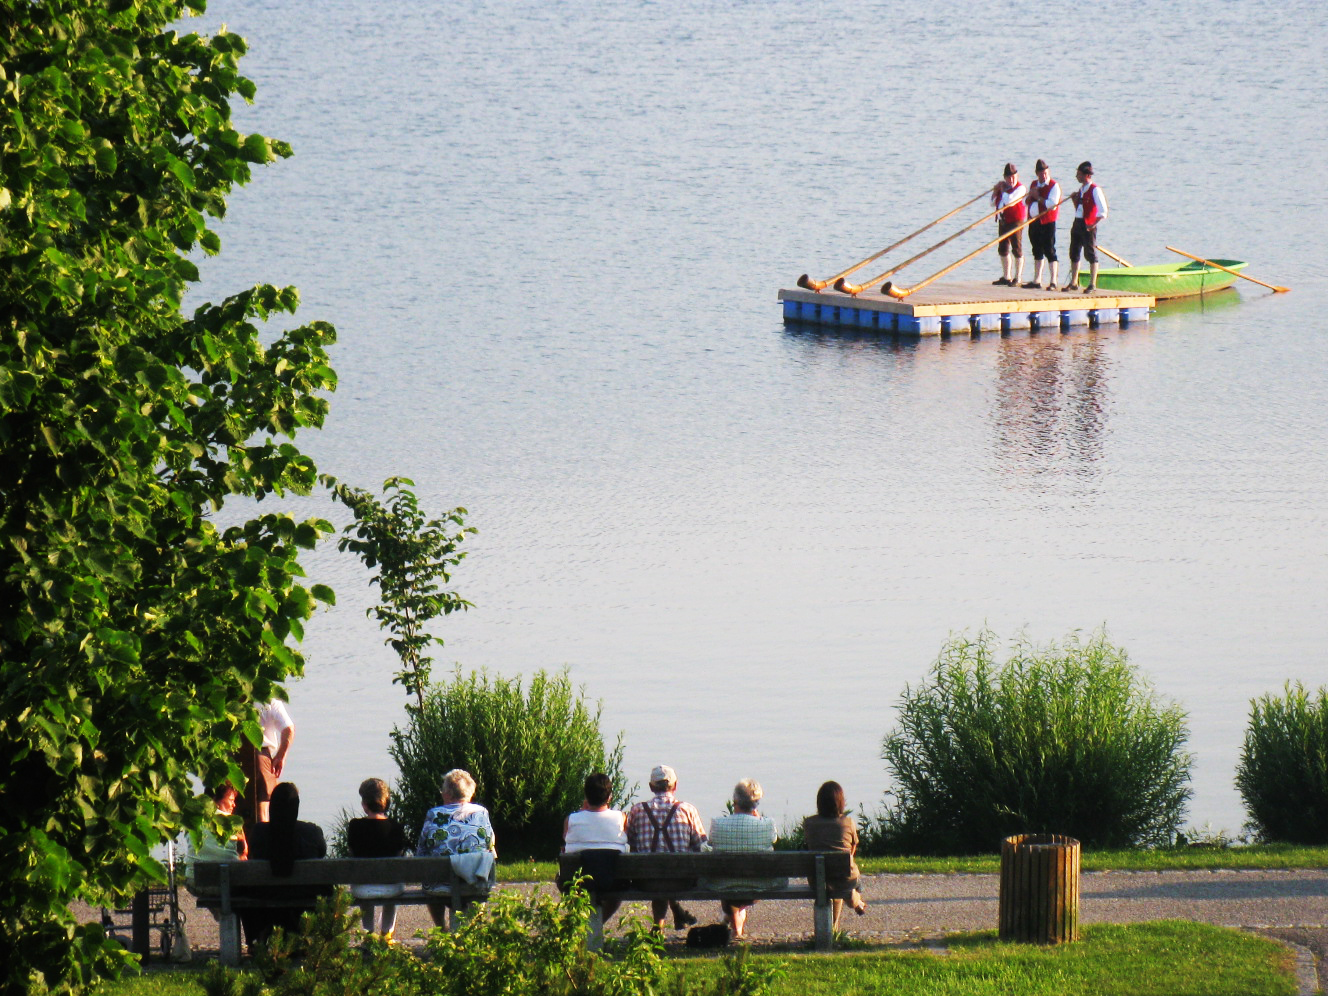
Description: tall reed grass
xmin=874 ymin=629 xmax=1192 ymax=854
xmin=390 ymin=666 xmax=627 ymax=859
xmin=1236 ymin=681 xmax=1328 ymax=844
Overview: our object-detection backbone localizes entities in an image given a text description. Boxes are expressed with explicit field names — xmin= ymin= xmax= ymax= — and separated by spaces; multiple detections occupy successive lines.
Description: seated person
xmin=801 ymin=780 xmax=867 ymax=929
xmin=241 ymin=782 xmax=329 ymax=953
xmin=347 ymin=777 xmax=410 ymax=941
xmin=416 ymin=768 xmax=496 ymax=926
xmin=626 ymin=764 xmax=707 ymax=932
xmin=561 ymin=772 xmax=628 ymax=921
xmin=705 ymin=778 xmax=780 ymax=940
xmin=185 ymin=783 xmax=246 ymax=891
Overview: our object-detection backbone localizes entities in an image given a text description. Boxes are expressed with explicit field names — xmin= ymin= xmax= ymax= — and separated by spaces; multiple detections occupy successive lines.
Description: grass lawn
xmin=691 ymin=923 xmax=1297 ymax=996
xmin=496 ymin=844 xmax=1328 ymax=882
xmin=98 ymin=922 xmax=1296 ymax=996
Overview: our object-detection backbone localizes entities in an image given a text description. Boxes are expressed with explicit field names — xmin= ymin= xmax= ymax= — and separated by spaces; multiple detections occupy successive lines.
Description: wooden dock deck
xmin=778 ymin=281 xmax=1154 ymax=335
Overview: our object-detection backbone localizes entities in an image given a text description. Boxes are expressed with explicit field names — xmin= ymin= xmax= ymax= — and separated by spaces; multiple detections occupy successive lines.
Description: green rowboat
xmin=1077 ymin=259 xmax=1247 ymax=299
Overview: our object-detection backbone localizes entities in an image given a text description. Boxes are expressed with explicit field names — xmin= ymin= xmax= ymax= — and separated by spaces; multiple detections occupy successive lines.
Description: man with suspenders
xmin=626 ymin=764 xmax=708 ymax=931
xmin=1065 ymin=161 xmax=1109 ymax=293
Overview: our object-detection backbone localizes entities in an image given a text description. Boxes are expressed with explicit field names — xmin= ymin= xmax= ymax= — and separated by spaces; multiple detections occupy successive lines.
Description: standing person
xmin=562 ymin=772 xmax=629 ymax=923
xmin=626 ymin=764 xmax=707 ymax=932
xmin=236 ymin=699 xmax=296 ymax=825
xmin=1023 ymin=159 xmax=1061 ymax=290
xmin=801 ymin=781 xmax=868 ymax=931
xmin=1064 ymin=161 xmax=1108 ymax=293
xmin=348 ymin=777 xmax=410 ymax=942
xmin=991 ymin=163 xmax=1027 ymax=287
xmin=705 ymin=778 xmax=780 ymax=940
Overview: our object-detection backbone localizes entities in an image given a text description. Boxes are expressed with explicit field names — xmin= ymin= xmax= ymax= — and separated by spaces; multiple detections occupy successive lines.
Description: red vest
xmin=1028 ymin=179 xmax=1058 ymax=224
xmin=1080 ymin=183 xmax=1101 ymax=226
xmin=998 ymin=181 xmax=1027 ymax=224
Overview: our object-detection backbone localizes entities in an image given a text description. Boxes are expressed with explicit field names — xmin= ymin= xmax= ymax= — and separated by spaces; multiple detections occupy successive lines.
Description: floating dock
xmin=778 ymin=281 xmax=1153 ymax=335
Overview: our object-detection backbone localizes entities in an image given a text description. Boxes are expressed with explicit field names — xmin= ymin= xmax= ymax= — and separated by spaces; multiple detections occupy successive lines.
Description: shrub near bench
xmin=558 ymin=850 xmax=855 ymax=950
xmin=189 ymin=856 xmax=492 ymax=965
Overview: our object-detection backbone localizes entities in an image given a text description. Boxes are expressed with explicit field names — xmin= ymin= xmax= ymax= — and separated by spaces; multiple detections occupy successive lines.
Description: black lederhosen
xmin=1069 ymin=218 xmax=1097 ymax=264
xmin=1029 ymin=220 xmax=1057 ymax=261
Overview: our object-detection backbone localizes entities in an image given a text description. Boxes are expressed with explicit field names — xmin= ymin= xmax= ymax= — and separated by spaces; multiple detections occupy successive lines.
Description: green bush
xmin=1236 ymin=682 xmax=1328 ymax=844
xmin=390 ymin=667 xmax=627 ymax=859
xmin=203 ymin=884 xmax=777 ymax=996
xmin=876 ymin=629 xmax=1193 ymax=854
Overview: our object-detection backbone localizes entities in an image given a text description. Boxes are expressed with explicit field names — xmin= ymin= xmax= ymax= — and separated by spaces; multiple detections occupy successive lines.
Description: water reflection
xmin=1152 ymin=288 xmax=1243 ymax=320
xmin=993 ymin=334 xmax=1108 ymax=478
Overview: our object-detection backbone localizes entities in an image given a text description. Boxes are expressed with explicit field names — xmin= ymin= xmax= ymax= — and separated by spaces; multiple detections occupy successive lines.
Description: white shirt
xmin=563 ymin=809 xmax=629 ymax=853
xmin=994 ymin=180 xmax=1027 ymax=211
xmin=258 ymin=700 xmax=294 ymax=751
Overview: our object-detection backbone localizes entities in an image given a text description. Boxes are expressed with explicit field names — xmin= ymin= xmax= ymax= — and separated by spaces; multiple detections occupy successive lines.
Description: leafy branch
xmin=328 ymin=476 xmax=475 ymax=709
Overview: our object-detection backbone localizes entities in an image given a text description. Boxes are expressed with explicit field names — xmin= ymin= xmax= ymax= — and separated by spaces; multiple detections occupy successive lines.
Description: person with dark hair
xmin=1064 ymin=161 xmax=1108 ymax=293
xmin=562 ymin=772 xmax=629 ymax=921
xmin=241 ymin=782 xmax=329 ymax=952
xmin=1023 ymin=159 xmax=1061 ymax=290
xmin=348 ymin=777 xmax=410 ymax=942
xmin=801 ymin=781 xmax=867 ymax=930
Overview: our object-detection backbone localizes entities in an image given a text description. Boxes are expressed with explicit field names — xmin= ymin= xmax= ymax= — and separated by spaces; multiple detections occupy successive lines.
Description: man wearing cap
xmin=626 ymin=764 xmax=707 ymax=931
xmin=1064 ymin=161 xmax=1109 ymax=293
xmin=1023 ymin=159 xmax=1061 ymax=290
xmin=990 ymin=163 xmax=1027 ymax=287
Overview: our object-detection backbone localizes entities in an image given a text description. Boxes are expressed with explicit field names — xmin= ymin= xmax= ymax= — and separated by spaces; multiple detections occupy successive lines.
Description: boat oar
xmin=1096 ymin=245 xmax=1133 ymax=267
xmin=881 ymin=198 xmax=1069 ymax=300
xmin=836 ymin=198 xmax=1015 ymax=296
xmin=797 ymin=190 xmax=988 ymax=292
xmin=1164 ymin=246 xmax=1289 ymax=293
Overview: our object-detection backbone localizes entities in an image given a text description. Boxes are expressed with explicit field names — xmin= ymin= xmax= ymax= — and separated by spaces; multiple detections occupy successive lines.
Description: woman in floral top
xmin=417 ymin=769 xmax=496 ymax=925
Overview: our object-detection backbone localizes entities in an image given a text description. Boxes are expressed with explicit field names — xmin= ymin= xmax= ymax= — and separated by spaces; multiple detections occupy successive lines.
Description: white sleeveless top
xmin=563 ymin=809 xmax=628 ymax=853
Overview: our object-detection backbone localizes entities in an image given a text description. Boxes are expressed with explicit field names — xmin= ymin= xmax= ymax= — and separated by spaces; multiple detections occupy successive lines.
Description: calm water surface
xmin=192 ymin=0 xmax=1328 ymax=837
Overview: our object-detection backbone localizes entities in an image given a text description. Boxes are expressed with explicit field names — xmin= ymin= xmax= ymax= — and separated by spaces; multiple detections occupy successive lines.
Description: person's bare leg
xmin=651 ymin=899 xmax=668 ymax=932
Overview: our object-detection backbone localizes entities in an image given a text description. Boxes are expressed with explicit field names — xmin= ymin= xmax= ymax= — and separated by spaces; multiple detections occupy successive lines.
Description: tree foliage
xmin=877 ymin=629 xmax=1193 ymax=854
xmin=391 ymin=668 xmax=627 ymax=861
xmin=0 ymin=3 xmax=335 ymax=991
xmin=1236 ymin=682 xmax=1328 ymax=844
xmin=329 ymin=477 xmax=474 ymax=710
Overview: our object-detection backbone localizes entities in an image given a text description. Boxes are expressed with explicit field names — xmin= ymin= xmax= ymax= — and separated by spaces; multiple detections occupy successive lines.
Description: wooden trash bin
xmin=998 ymin=833 xmax=1080 ymax=944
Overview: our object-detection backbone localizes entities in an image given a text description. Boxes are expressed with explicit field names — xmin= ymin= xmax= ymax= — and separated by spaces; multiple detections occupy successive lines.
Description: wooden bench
xmin=190 ymin=856 xmax=493 ymax=965
xmin=558 ymin=851 xmax=856 ymax=951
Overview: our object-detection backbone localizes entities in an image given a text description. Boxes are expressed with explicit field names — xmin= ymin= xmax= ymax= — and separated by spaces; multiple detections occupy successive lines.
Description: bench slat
xmin=558 ymin=851 xmax=852 ymax=880
xmin=191 ymin=857 xmax=471 ymax=890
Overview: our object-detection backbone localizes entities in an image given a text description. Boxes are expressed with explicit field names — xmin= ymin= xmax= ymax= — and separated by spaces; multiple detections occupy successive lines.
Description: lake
xmin=190 ymin=0 xmax=1328 ymax=839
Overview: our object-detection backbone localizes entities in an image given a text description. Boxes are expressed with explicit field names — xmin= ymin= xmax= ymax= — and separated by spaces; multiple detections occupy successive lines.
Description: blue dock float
xmin=779 ymin=281 xmax=1153 ymax=335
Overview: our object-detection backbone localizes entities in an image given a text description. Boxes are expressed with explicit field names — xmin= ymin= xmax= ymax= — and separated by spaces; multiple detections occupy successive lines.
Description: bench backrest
xmin=192 ymin=856 xmax=465 ymax=890
xmin=558 ymin=851 xmax=851 ymax=880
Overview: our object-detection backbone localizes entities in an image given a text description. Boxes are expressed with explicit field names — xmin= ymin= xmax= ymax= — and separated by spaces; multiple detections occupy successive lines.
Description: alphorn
xmin=1096 ymin=245 xmax=1133 ymax=267
xmin=835 ymin=194 xmax=1015 ymax=296
xmin=1165 ymin=246 xmax=1289 ymax=293
xmin=881 ymin=197 xmax=1072 ymax=299
xmin=796 ymin=190 xmax=988 ymax=292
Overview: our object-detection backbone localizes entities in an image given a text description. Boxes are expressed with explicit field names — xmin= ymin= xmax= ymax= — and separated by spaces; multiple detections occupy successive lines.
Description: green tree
xmin=329 ymin=477 xmax=474 ymax=710
xmin=876 ymin=629 xmax=1192 ymax=854
xmin=1236 ymin=682 xmax=1328 ymax=844
xmin=0 ymin=3 xmax=335 ymax=991
xmin=391 ymin=668 xmax=627 ymax=860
